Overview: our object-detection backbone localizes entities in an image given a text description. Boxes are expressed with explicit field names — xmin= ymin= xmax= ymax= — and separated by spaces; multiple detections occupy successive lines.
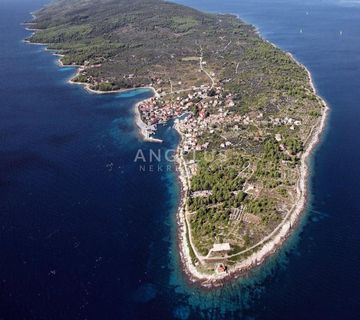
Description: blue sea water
xmin=1 ymin=0 xmax=360 ymax=319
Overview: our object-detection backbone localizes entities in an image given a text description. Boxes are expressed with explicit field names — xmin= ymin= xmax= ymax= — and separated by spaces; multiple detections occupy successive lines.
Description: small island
xmin=26 ymin=0 xmax=328 ymax=287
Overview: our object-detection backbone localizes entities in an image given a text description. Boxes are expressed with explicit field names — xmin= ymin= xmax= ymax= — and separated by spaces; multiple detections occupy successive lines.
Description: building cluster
xmin=137 ymin=80 xmax=304 ymax=158
xmin=268 ymin=116 xmax=302 ymax=130
xmin=138 ymin=97 xmax=187 ymax=125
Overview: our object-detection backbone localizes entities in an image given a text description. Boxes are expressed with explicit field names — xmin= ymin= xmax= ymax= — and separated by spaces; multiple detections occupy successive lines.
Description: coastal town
xmin=28 ymin=0 xmax=326 ymax=284
xmin=132 ymin=58 xmax=324 ymax=279
xmin=3 ymin=0 xmax=356 ymax=316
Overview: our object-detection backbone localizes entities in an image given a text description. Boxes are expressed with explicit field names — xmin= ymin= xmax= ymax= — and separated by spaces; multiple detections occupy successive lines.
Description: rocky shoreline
xmin=173 ymin=54 xmax=329 ymax=288
xmin=25 ymin=9 xmax=329 ymax=289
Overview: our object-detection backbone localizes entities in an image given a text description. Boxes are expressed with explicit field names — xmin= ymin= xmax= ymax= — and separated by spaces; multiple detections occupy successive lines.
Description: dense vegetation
xmin=29 ymin=0 xmax=252 ymax=92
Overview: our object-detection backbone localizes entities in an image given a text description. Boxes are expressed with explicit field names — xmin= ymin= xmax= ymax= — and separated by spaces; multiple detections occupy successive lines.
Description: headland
xmin=25 ymin=0 xmax=327 ymax=287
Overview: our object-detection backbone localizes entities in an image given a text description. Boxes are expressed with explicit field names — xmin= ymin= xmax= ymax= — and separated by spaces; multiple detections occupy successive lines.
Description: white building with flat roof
xmin=212 ymin=243 xmax=231 ymax=252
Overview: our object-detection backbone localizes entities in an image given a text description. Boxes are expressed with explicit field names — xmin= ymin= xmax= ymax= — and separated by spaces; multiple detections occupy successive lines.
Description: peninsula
xmin=26 ymin=0 xmax=327 ymax=287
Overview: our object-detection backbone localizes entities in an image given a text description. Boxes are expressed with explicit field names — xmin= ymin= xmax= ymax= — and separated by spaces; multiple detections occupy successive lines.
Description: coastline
xmin=24 ymin=24 xmax=162 ymax=144
xmin=24 ymin=10 xmax=330 ymax=288
xmin=65 ymin=64 xmax=163 ymax=143
xmin=133 ymin=99 xmax=164 ymax=143
xmin=174 ymin=49 xmax=330 ymax=287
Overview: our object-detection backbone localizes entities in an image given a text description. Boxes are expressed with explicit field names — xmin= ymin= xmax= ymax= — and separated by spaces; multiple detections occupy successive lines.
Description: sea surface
xmin=1 ymin=0 xmax=360 ymax=319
